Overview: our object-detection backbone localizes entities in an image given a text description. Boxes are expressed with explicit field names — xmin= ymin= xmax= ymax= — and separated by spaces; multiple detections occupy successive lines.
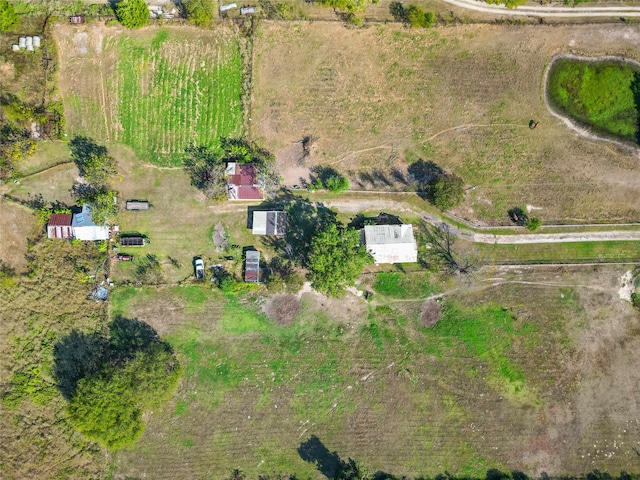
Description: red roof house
xmin=227 ymin=163 xmax=264 ymax=201
xmin=47 ymin=214 xmax=73 ymax=239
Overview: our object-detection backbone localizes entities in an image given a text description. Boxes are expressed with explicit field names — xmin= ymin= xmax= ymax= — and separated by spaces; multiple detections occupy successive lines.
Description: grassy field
xmin=547 ymin=58 xmax=640 ymax=143
xmin=477 ymin=240 xmax=640 ymax=264
xmin=106 ymin=266 xmax=640 ymax=478
xmin=252 ymin=23 xmax=640 ymax=224
xmin=55 ymin=24 xmax=244 ymax=166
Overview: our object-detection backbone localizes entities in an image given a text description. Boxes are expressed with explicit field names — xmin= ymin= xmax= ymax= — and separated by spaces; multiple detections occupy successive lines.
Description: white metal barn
xmin=362 ymin=224 xmax=418 ymax=264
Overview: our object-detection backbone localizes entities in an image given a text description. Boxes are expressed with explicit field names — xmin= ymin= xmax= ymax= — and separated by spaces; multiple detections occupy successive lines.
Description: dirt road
xmin=441 ymin=0 xmax=640 ymax=17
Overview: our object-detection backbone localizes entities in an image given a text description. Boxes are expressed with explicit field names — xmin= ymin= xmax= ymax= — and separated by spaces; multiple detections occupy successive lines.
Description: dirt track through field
xmin=441 ymin=0 xmax=640 ymax=17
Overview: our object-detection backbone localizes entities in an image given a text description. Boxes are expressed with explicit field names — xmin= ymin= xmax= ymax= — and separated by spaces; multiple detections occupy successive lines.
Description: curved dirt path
xmin=441 ymin=0 xmax=640 ymax=17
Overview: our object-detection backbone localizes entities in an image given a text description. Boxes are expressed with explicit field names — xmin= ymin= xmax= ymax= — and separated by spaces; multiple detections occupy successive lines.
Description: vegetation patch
xmin=57 ymin=26 xmax=244 ymax=167
xmin=547 ymin=58 xmax=640 ymax=143
xmin=373 ymin=272 xmax=439 ymax=299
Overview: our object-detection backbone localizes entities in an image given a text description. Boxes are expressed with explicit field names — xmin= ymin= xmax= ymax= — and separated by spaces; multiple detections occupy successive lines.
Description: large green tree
xmin=115 ymin=0 xmax=149 ymax=28
xmin=184 ymin=0 xmax=216 ymax=26
xmin=67 ymin=339 xmax=181 ymax=449
xmin=307 ymin=222 xmax=372 ymax=297
xmin=0 ymin=0 xmax=17 ymax=32
xmin=429 ymin=174 xmax=464 ymax=211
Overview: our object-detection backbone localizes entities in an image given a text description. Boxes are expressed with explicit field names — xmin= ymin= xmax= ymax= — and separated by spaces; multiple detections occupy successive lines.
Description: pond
xmin=546 ymin=56 xmax=640 ymax=145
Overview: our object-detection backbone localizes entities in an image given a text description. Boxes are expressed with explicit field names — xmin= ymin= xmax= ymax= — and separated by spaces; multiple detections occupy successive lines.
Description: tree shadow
xmin=507 ymin=207 xmax=528 ymax=226
xmin=407 ymin=159 xmax=444 ymax=199
xmin=52 ymin=330 xmax=109 ymax=399
xmin=69 ymin=136 xmax=108 ymax=174
xmin=348 ymin=212 xmax=403 ymax=229
xmin=53 ymin=316 xmax=165 ymax=399
xmin=297 ymin=435 xmax=345 ymax=478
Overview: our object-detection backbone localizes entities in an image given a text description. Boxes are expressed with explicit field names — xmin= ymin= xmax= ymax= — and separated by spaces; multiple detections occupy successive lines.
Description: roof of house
xmin=244 ymin=250 xmax=260 ymax=282
xmin=363 ymin=224 xmax=418 ymax=264
xmin=48 ymin=213 xmax=72 ymax=226
xmin=252 ymin=211 xmax=287 ymax=235
xmin=71 ymin=205 xmax=110 ymax=241
xmin=227 ymin=164 xmax=264 ymax=200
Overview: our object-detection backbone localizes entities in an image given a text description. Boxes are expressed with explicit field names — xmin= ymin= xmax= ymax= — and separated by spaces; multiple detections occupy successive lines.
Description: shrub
xmin=525 ymin=217 xmax=542 ymax=232
xmin=325 ymin=174 xmax=350 ymax=192
xmin=0 ymin=0 xmax=17 ymax=32
xmin=114 ymin=0 xmax=149 ymax=28
xmin=429 ymin=174 xmax=464 ymax=210
xmin=406 ymin=5 xmax=435 ymax=27
xmin=631 ymin=292 xmax=640 ymax=310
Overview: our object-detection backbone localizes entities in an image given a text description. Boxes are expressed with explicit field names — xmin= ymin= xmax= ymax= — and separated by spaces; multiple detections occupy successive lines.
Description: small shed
xmin=69 ymin=16 xmax=85 ymax=24
xmin=240 ymin=6 xmax=258 ymax=14
xmin=120 ymin=236 xmax=146 ymax=247
xmin=47 ymin=213 xmax=73 ymax=239
xmin=244 ymin=250 xmax=260 ymax=283
xmin=252 ymin=211 xmax=286 ymax=236
xmin=126 ymin=200 xmax=150 ymax=211
xmin=220 ymin=3 xmax=237 ymax=11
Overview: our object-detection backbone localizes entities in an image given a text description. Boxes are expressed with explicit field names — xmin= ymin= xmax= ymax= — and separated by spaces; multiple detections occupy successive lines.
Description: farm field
xmin=251 ymin=22 xmax=640 ymax=224
xmin=107 ymin=266 xmax=640 ymax=479
xmin=54 ymin=23 xmax=244 ymax=166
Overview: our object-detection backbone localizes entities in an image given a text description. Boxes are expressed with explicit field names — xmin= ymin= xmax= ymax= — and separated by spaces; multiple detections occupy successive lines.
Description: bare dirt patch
xmin=252 ymin=22 xmax=640 ymax=224
xmin=420 ymin=299 xmax=442 ymax=327
xmin=264 ymin=294 xmax=302 ymax=325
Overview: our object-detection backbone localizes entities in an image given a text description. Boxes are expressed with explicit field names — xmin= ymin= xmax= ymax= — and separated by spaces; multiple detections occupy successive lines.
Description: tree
xmin=307 ymin=222 xmax=372 ymax=297
xmin=406 ymin=5 xmax=435 ymax=27
xmin=525 ymin=217 xmax=542 ymax=232
xmin=418 ymin=222 xmax=479 ymax=277
xmin=183 ymin=144 xmax=228 ymax=200
xmin=0 ymin=0 xmax=17 ymax=32
xmin=69 ymin=136 xmax=117 ymax=185
xmin=0 ymin=125 xmax=36 ymax=179
xmin=68 ymin=343 xmax=180 ymax=448
xmin=71 ymin=184 xmax=119 ymax=224
xmin=429 ymin=174 xmax=464 ymax=211
xmin=184 ymin=0 xmax=215 ymax=26
xmin=115 ymin=0 xmax=149 ymax=28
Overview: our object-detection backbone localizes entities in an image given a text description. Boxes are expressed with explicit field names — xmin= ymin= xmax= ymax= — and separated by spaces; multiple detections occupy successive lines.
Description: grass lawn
xmin=547 ymin=58 xmax=640 ymax=143
xmin=476 ymin=240 xmax=640 ymax=264
xmin=55 ymin=24 xmax=244 ymax=167
xmin=108 ymin=281 xmax=563 ymax=478
xmin=373 ymin=271 xmax=440 ymax=298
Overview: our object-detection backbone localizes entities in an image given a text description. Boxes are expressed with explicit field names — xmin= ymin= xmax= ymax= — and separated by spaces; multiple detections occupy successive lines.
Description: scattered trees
xmin=114 ymin=0 xmax=149 ymax=28
xmin=0 ymin=0 xmax=17 ymax=32
xmin=417 ymin=222 xmax=479 ymax=277
xmin=307 ymin=222 xmax=372 ymax=296
xmin=389 ymin=2 xmax=435 ymax=27
xmin=68 ymin=137 xmax=119 ymax=224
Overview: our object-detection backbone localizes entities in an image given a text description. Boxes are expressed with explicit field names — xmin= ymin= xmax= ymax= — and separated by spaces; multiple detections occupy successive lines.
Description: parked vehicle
xmin=116 ymin=254 xmax=134 ymax=262
xmin=194 ymin=258 xmax=205 ymax=280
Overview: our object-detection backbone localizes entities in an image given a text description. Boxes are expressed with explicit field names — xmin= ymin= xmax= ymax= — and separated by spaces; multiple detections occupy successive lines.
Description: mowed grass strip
xmin=477 ymin=240 xmax=640 ymax=264
xmin=117 ymin=29 xmax=243 ymax=166
xmin=547 ymin=58 xmax=640 ymax=142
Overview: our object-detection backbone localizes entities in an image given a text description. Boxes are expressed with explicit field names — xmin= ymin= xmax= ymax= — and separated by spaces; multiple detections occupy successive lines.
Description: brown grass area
xmin=420 ymin=299 xmax=442 ymax=327
xmin=0 ymin=199 xmax=40 ymax=272
xmin=252 ymin=22 xmax=640 ymax=224
xmin=0 ymin=240 xmax=108 ymax=479
xmin=264 ymin=293 xmax=302 ymax=324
